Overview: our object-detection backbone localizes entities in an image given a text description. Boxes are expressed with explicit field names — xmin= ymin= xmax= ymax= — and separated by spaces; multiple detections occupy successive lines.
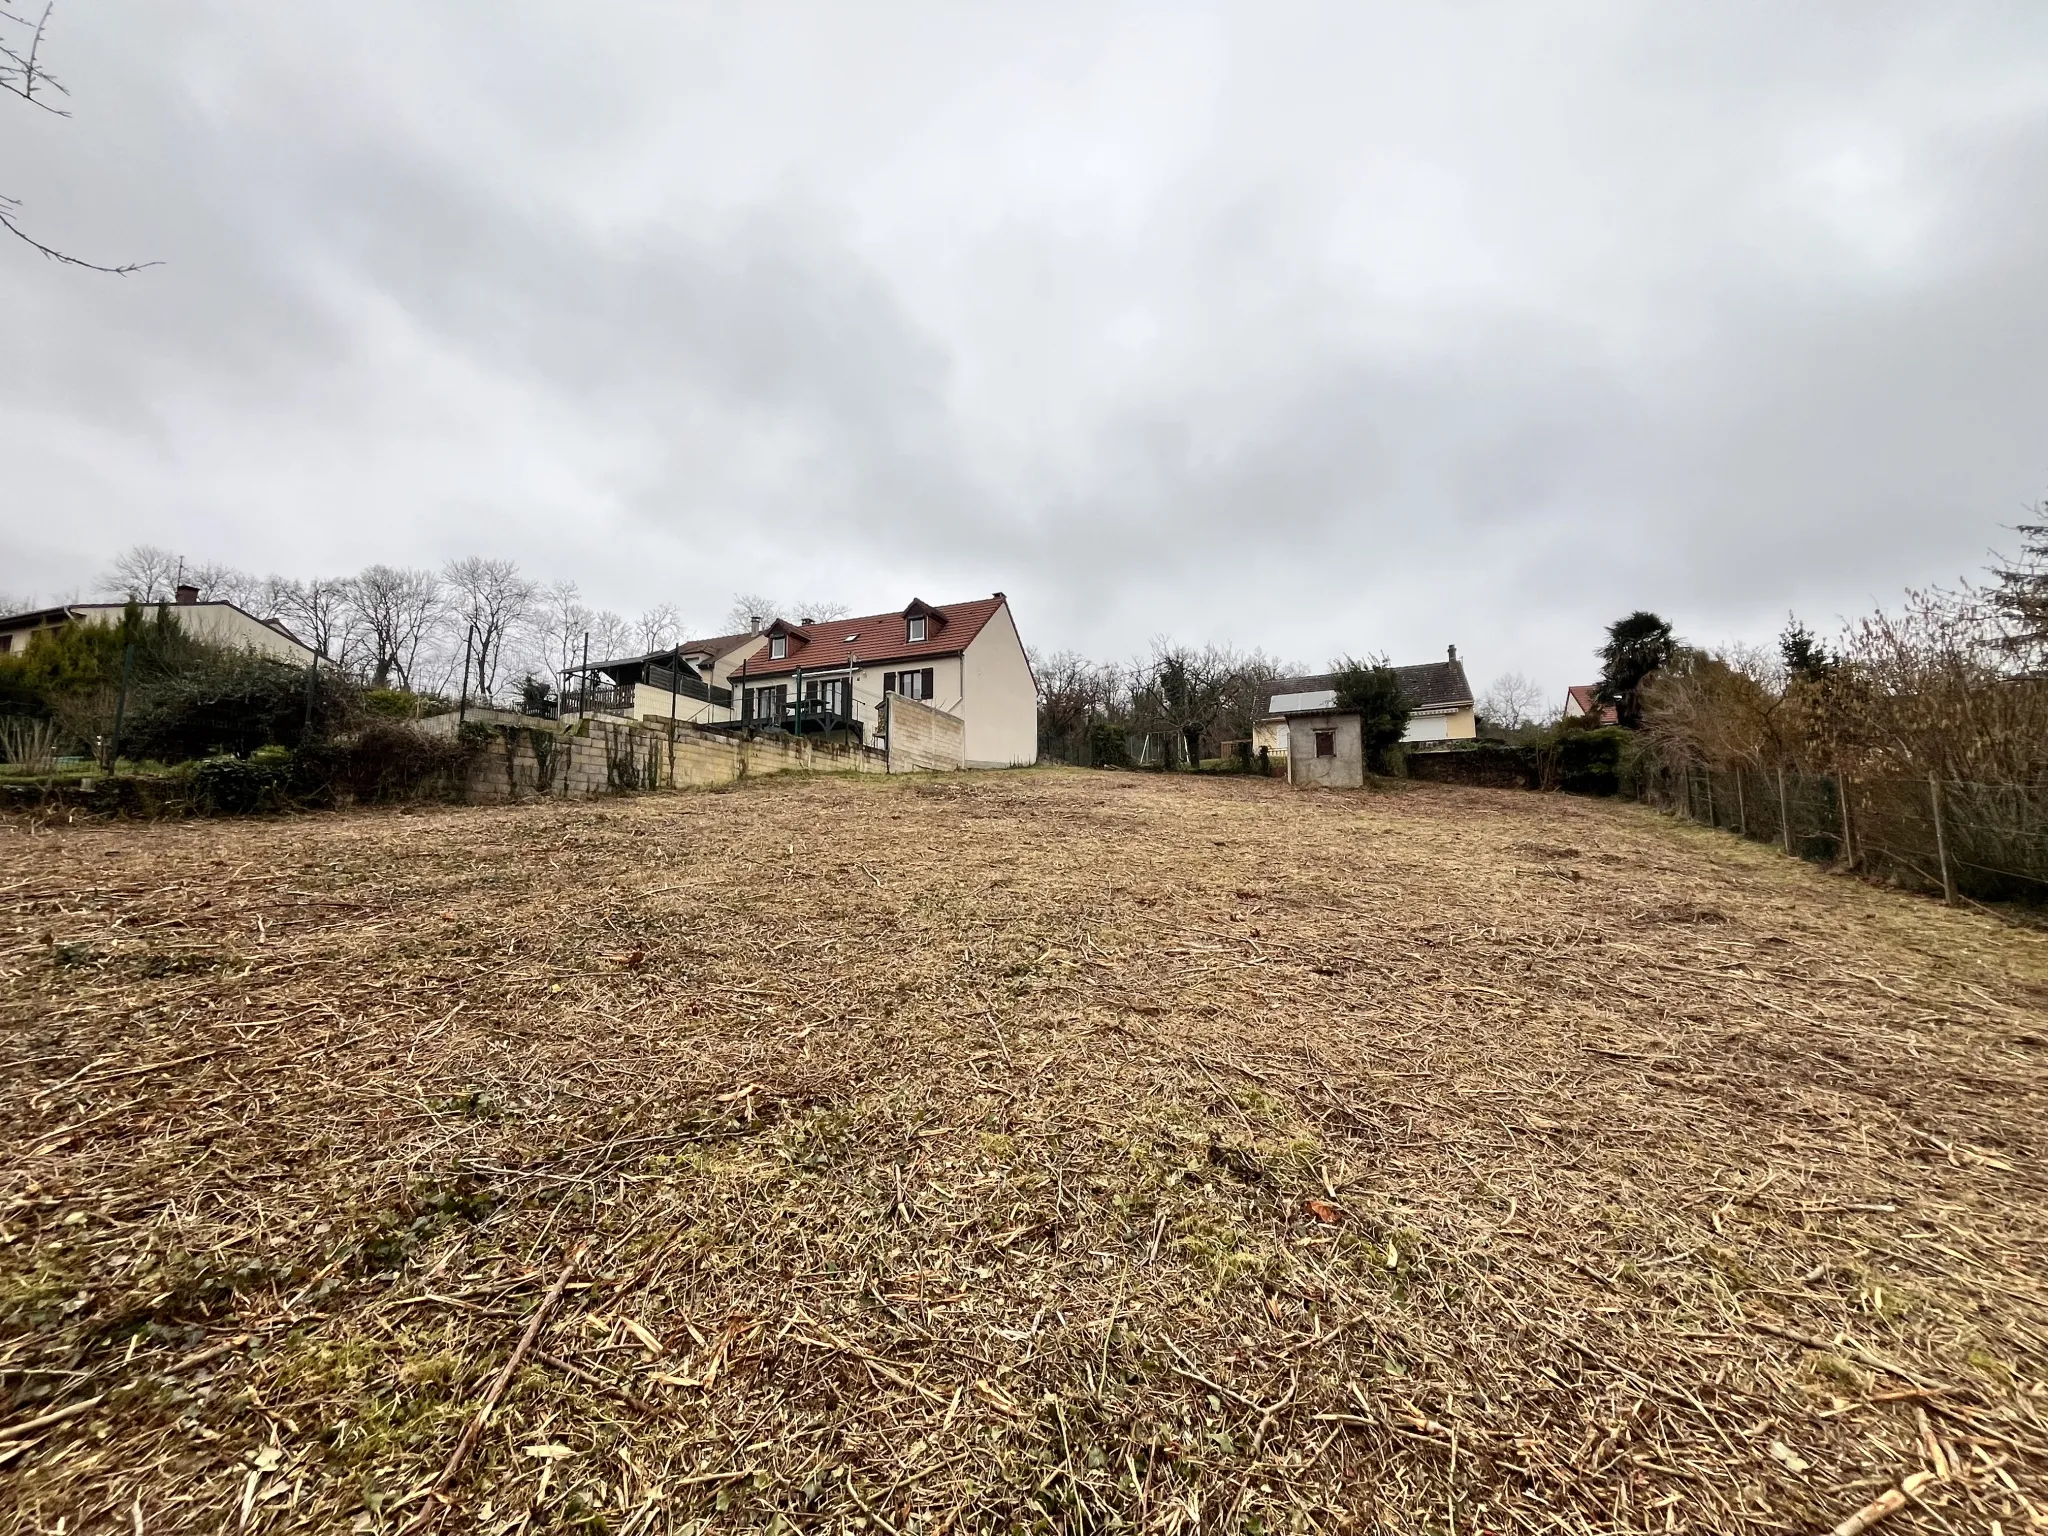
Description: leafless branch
xmin=2 ymin=1 xmax=156 ymax=274
xmin=0 ymin=196 xmax=156 ymax=273
xmin=0 ymin=2 xmax=72 ymax=113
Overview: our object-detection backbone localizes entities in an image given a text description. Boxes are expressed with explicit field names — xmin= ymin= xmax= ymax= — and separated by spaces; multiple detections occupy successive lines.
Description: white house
xmin=0 ymin=585 xmax=318 ymax=665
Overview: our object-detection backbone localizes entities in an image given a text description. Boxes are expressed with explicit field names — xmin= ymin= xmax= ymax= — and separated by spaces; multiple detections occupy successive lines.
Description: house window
xmin=1314 ymin=730 xmax=1335 ymax=758
xmin=769 ymin=635 xmax=787 ymax=660
xmin=907 ymin=615 xmax=927 ymax=643
xmin=885 ymin=668 xmax=935 ymax=701
xmin=745 ymin=685 xmax=787 ymax=721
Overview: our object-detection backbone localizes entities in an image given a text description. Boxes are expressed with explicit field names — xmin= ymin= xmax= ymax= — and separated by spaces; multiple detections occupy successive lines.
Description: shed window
xmin=1314 ymin=729 xmax=1335 ymax=758
xmin=769 ymin=635 xmax=787 ymax=660
xmin=908 ymin=615 xmax=927 ymax=643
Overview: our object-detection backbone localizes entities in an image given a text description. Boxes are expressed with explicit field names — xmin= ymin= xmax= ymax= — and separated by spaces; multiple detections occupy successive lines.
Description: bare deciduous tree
xmin=1 ymin=1 xmax=153 ymax=274
xmin=721 ymin=593 xmax=846 ymax=632
xmin=186 ymin=561 xmax=263 ymax=610
xmin=588 ymin=610 xmax=635 ymax=664
xmin=538 ymin=580 xmax=592 ymax=692
xmin=635 ymin=602 xmax=684 ymax=654
xmin=443 ymin=557 xmax=538 ymax=704
xmin=99 ymin=545 xmax=184 ymax=602
xmin=344 ymin=565 xmax=445 ymax=690
xmin=265 ymin=576 xmax=355 ymax=663
xmin=721 ymin=594 xmax=777 ymax=634
xmin=1478 ymin=671 xmax=1545 ymax=729
xmin=1032 ymin=650 xmax=1123 ymax=761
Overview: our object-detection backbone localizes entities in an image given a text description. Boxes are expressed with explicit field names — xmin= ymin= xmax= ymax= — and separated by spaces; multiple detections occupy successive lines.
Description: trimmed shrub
xmin=1555 ymin=725 xmax=1629 ymax=796
xmin=123 ymin=650 xmax=358 ymax=762
xmin=1087 ymin=719 xmax=1131 ymax=768
xmin=187 ymin=753 xmax=295 ymax=815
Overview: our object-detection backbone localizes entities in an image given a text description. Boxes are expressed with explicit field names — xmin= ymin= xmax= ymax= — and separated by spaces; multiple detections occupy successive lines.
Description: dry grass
xmin=3 ymin=768 xmax=2045 ymax=1536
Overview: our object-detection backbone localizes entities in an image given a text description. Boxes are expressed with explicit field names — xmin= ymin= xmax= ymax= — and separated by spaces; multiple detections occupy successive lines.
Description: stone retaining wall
xmin=465 ymin=716 xmax=893 ymax=802
xmin=882 ymin=695 xmax=967 ymax=774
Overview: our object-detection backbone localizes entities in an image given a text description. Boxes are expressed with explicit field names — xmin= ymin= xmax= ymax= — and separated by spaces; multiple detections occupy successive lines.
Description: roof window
xmin=908 ymin=616 xmax=927 ymax=643
xmin=769 ymin=635 xmax=787 ymax=660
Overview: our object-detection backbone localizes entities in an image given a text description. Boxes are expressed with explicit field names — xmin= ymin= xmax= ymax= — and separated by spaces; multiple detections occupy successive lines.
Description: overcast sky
xmin=6 ymin=1 xmax=2046 ymax=699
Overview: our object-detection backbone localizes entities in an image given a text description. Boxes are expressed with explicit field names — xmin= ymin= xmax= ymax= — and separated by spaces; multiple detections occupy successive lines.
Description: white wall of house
xmin=68 ymin=602 xmax=316 ymax=664
xmin=624 ymin=683 xmax=735 ymax=726
xmin=960 ymin=603 xmax=1038 ymax=767
xmin=700 ymin=636 xmax=768 ymax=688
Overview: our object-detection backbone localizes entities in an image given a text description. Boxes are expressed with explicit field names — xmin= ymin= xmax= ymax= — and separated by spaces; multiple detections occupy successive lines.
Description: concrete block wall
xmin=883 ymin=695 xmax=967 ymax=773
xmin=465 ymin=717 xmax=891 ymax=802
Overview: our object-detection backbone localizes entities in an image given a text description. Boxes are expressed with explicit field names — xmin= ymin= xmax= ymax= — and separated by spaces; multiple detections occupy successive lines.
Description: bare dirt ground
xmin=3 ymin=769 xmax=2045 ymax=1536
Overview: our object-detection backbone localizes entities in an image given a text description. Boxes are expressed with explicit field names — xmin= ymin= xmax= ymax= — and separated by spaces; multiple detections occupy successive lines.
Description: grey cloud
xmin=5 ymin=1 xmax=2047 ymax=699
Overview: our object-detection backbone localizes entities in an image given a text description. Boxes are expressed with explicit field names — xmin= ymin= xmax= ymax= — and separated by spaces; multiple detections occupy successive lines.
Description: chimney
xmin=1446 ymin=643 xmax=1458 ymax=663
xmin=175 ymin=583 xmax=200 ymax=606
xmin=748 ymin=614 xmax=763 ymax=635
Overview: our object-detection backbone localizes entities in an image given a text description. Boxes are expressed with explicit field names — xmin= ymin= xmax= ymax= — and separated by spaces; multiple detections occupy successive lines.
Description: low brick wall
xmin=883 ymin=696 xmax=966 ymax=773
xmin=466 ymin=716 xmax=890 ymax=802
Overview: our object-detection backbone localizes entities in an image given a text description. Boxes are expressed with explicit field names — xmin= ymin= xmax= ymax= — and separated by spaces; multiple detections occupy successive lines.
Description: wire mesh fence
xmin=1648 ymin=763 xmax=2048 ymax=908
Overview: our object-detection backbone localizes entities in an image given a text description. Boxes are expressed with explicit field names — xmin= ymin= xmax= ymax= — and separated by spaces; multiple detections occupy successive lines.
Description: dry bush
xmin=0 ymin=717 xmax=58 ymax=771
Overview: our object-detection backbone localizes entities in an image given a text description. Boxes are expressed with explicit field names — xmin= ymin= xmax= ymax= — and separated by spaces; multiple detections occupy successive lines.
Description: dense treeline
xmin=1632 ymin=521 xmax=2048 ymax=787
xmin=3 ymin=547 xmax=851 ymax=710
xmin=0 ymin=547 xmax=854 ymax=771
xmin=1033 ymin=642 xmax=1284 ymax=768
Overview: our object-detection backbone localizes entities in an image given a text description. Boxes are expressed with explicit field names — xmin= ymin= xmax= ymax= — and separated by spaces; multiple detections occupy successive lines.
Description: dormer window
xmin=770 ymin=635 xmax=787 ymax=660
xmin=907 ymin=616 xmax=927 ymax=643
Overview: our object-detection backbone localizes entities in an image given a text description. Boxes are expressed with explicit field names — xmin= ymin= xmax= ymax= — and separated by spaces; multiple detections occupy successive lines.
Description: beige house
xmin=1253 ymin=647 xmax=1477 ymax=761
xmin=0 ymin=585 xmax=318 ymax=665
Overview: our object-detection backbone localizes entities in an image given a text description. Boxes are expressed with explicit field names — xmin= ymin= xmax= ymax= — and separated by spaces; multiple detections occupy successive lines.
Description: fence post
xmin=1837 ymin=772 xmax=1855 ymax=869
xmin=1704 ymin=769 xmax=1716 ymax=828
xmin=1929 ymin=775 xmax=1956 ymax=906
xmin=1735 ymin=769 xmax=1747 ymax=838
xmin=1776 ymin=763 xmax=1792 ymax=854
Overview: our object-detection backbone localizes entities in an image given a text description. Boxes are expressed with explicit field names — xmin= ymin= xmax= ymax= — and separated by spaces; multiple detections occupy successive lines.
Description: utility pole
xmin=668 ymin=644 xmax=680 ymax=787
xmin=457 ymin=623 xmax=476 ymax=727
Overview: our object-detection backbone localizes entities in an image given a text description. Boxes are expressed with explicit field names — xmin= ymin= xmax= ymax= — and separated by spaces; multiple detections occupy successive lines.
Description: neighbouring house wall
xmin=462 ymin=715 xmax=890 ymax=802
xmin=704 ymin=635 xmax=769 ymax=688
xmin=71 ymin=602 xmax=316 ymax=664
xmin=1401 ymin=705 xmax=1476 ymax=742
xmin=959 ymin=603 xmax=1038 ymax=767
xmin=884 ymin=695 xmax=966 ymax=773
xmin=1287 ymin=712 xmax=1363 ymax=789
xmin=1252 ymin=717 xmax=1287 ymax=754
xmin=621 ymin=682 xmax=736 ymax=727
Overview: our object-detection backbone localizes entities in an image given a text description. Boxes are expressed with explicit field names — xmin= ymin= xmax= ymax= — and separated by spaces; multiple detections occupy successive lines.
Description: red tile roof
xmin=731 ymin=596 xmax=1009 ymax=680
xmin=1566 ymin=685 xmax=1619 ymax=722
